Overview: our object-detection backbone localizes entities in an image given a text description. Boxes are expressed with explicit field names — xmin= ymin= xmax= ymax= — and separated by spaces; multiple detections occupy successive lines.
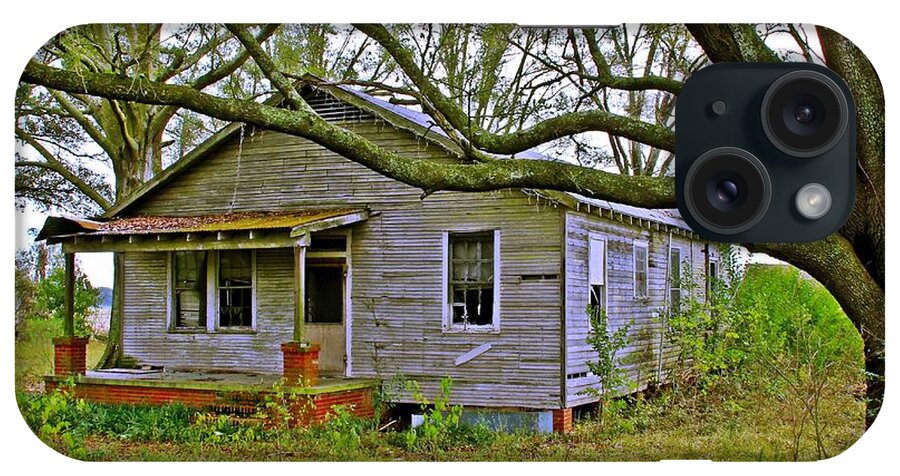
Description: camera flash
xmin=795 ymin=183 xmax=832 ymax=220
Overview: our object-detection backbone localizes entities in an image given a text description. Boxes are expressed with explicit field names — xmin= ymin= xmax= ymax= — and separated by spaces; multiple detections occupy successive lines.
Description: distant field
xmin=15 ymin=319 xmax=105 ymax=390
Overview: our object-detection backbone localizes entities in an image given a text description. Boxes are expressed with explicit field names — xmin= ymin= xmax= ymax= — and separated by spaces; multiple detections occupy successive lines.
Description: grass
xmin=14 ymin=306 xmax=866 ymax=462
xmin=19 ymin=375 xmax=865 ymax=462
xmin=15 ymin=318 xmax=105 ymax=390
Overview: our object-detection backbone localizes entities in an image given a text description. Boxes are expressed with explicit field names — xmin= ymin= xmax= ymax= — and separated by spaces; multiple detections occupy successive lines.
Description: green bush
xmin=402 ymin=377 xmax=495 ymax=452
xmin=31 ymin=266 xmax=99 ymax=337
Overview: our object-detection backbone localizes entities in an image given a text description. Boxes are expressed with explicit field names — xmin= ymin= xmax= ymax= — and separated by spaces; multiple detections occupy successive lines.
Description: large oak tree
xmin=17 ymin=23 xmax=884 ymax=425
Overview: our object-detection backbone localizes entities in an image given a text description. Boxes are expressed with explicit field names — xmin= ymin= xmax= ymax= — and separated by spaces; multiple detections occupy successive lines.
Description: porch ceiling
xmin=39 ymin=208 xmax=370 ymax=253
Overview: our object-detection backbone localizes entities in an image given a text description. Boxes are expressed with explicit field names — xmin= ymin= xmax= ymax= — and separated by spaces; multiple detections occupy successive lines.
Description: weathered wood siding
xmin=563 ymin=210 xmax=711 ymax=406
xmin=121 ymin=248 xmax=294 ymax=373
xmin=124 ymin=92 xmax=565 ymax=409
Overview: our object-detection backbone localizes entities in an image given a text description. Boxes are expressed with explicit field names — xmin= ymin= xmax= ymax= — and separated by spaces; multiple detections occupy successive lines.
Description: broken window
xmin=218 ymin=250 xmax=253 ymax=327
xmin=588 ymin=235 xmax=606 ymax=312
xmin=669 ymin=247 xmax=682 ymax=313
xmin=449 ymin=231 xmax=496 ymax=328
xmin=634 ymin=241 xmax=649 ymax=298
xmin=173 ymin=251 xmax=207 ymax=329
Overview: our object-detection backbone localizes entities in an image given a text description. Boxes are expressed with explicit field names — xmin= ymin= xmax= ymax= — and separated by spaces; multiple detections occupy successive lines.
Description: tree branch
xmin=21 ymin=60 xmax=676 ymax=208
xmin=148 ymin=24 xmax=280 ymax=141
xmin=687 ymin=24 xmax=780 ymax=63
xmin=15 ymin=127 xmax=113 ymax=210
xmin=354 ymin=24 xmax=675 ymax=154
xmin=48 ymin=90 xmax=119 ymax=159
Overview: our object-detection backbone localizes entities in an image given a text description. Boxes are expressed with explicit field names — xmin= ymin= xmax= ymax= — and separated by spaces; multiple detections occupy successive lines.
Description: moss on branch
xmin=21 ymin=60 xmax=676 ymax=208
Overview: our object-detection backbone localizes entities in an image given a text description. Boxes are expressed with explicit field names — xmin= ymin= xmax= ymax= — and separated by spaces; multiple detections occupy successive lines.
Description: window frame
xmin=167 ymin=251 xmax=208 ymax=332
xmin=669 ymin=245 xmax=683 ymax=313
xmin=587 ymin=233 xmax=608 ymax=314
xmin=707 ymin=256 xmax=720 ymax=296
xmin=167 ymin=249 xmax=257 ymax=333
xmin=441 ymin=229 xmax=501 ymax=333
xmin=215 ymin=249 xmax=257 ymax=331
xmin=633 ymin=240 xmax=650 ymax=299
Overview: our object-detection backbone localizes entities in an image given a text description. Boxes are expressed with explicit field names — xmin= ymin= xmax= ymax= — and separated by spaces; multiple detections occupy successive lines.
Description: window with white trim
xmin=588 ymin=235 xmax=607 ymax=313
xmin=218 ymin=250 xmax=253 ymax=328
xmin=173 ymin=251 xmax=207 ymax=329
xmin=669 ymin=247 xmax=683 ymax=313
xmin=445 ymin=230 xmax=499 ymax=331
xmin=169 ymin=250 xmax=256 ymax=331
xmin=633 ymin=241 xmax=649 ymax=298
xmin=708 ymin=257 xmax=720 ymax=294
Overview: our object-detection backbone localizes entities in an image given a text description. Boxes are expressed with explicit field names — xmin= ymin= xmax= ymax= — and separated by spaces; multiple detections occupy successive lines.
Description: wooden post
xmin=293 ymin=243 xmax=307 ymax=342
xmin=63 ymin=252 xmax=75 ymax=337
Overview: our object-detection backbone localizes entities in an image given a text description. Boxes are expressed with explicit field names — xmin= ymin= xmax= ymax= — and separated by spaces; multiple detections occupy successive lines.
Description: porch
xmin=37 ymin=208 xmax=374 ymax=424
xmin=45 ymin=369 xmax=378 ymax=422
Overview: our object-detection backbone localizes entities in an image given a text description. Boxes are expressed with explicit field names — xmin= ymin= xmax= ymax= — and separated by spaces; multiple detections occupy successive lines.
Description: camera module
xmin=761 ymin=70 xmax=849 ymax=158
xmin=683 ymin=147 xmax=772 ymax=235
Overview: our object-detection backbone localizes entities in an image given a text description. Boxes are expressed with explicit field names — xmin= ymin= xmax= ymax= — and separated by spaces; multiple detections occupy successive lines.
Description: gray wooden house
xmin=39 ymin=76 xmax=723 ymax=432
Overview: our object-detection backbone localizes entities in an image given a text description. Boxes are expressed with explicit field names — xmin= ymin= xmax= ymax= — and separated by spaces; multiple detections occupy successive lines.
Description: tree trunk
xmin=95 ymin=252 xmax=124 ymax=368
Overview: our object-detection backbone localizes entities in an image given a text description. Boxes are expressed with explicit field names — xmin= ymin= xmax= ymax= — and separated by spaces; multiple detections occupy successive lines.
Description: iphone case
xmin=14 ymin=23 xmax=884 ymax=461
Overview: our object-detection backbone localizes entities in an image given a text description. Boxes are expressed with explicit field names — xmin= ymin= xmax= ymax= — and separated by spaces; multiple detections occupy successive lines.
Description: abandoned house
xmin=37 ymin=76 xmax=725 ymax=433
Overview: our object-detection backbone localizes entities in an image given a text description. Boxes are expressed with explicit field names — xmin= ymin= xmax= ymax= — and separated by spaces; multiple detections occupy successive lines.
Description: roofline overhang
xmin=42 ymin=209 xmax=372 ymax=254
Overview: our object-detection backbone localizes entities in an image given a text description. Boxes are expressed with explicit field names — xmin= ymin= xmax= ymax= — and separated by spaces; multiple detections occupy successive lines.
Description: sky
xmin=16 ymin=206 xmax=114 ymax=288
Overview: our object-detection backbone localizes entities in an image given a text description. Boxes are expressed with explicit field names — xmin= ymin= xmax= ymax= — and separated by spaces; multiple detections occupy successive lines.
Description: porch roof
xmin=38 ymin=208 xmax=370 ymax=253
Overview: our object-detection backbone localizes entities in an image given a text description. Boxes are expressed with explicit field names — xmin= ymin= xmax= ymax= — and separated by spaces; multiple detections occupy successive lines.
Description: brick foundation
xmin=44 ymin=378 xmax=375 ymax=425
xmin=53 ymin=336 xmax=89 ymax=376
xmin=281 ymin=342 xmax=320 ymax=386
xmin=552 ymin=408 xmax=573 ymax=434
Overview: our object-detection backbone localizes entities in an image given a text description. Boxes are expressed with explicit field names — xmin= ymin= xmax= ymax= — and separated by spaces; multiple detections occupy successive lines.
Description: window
xmin=588 ymin=235 xmax=606 ymax=312
xmin=446 ymin=231 xmax=499 ymax=330
xmin=169 ymin=250 xmax=255 ymax=332
xmin=173 ymin=251 xmax=207 ymax=329
xmin=633 ymin=241 xmax=649 ymax=298
xmin=218 ymin=250 xmax=253 ymax=327
xmin=708 ymin=258 xmax=720 ymax=294
xmin=669 ymin=247 xmax=682 ymax=313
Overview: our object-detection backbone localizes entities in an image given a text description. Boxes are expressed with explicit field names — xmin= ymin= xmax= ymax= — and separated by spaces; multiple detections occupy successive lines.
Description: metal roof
xmin=38 ymin=208 xmax=365 ymax=240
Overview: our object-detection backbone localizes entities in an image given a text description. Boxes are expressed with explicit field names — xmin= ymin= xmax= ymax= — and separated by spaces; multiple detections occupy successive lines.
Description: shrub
xmin=580 ymin=305 xmax=631 ymax=425
xmin=31 ymin=266 xmax=99 ymax=337
xmin=402 ymin=377 xmax=495 ymax=452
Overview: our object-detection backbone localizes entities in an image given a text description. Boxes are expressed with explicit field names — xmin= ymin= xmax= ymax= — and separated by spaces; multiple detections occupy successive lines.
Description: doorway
xmin=305 ymin=259 xmax=346 ymax=375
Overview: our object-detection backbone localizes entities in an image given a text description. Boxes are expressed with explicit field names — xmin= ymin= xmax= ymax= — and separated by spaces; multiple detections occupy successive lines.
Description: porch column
xmin=282 ymin=237 xmax=319 ymax=386
xmin=64 ymin=252 xmax=75 ymax=337
xmin=293 ymin=243 xmax=307 ymax=342
xmin=53 ymin=252 xmax=89 ymax=376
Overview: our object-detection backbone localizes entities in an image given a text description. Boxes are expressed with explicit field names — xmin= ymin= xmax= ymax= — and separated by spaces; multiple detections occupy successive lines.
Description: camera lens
xmin=715 ymin=180 xmax=739 ymax=204
xmin=684 ymin=147 xmax=772 ymax=235
xmin=794 ymin=104 xmax=815 ymax=124
xmin=761 ymin=70 xmax=848 ymax=158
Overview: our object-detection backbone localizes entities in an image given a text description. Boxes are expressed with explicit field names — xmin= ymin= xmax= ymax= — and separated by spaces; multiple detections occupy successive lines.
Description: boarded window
xmin=634 ymin=242 xmax=649 ymax=298
xmin=218 ymin=250 xmax=252 ymax=327
xmin=449 ymin=231 xmax=495 ymax=328
xmin=173 ymin=251 xmax=207 ymax=329
xmin=588 ymin=236 xmax=606 ymax=312
xmin=669 ymin=247 xmax=682 ymax=313
xmin=306 ymin=265 xmax=344 ymax=324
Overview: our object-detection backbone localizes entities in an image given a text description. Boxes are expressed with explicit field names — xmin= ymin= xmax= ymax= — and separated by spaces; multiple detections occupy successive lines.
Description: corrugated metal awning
xmin=37 ymin=209 xmax=370 ymax=252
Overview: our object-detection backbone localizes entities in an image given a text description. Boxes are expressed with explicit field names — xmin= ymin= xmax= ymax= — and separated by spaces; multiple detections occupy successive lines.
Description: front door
xmin=305 ymin=261 xmax=346 ymax=375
